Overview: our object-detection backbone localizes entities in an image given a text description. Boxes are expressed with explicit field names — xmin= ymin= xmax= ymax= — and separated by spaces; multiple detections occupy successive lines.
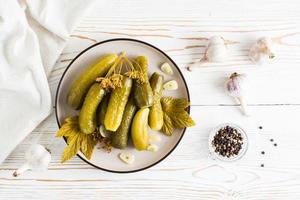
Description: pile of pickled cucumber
xmin=56 ymin=53 xmax=195 ymax=163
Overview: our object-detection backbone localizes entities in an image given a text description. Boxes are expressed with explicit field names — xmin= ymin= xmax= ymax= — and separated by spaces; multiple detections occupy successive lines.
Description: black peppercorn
xmin=212 ymin=126 xmax=244 ymax=158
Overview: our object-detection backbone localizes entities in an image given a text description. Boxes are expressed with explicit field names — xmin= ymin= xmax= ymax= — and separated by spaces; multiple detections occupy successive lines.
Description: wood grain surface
xmin=1 ymin=0 xmax=300 ymax=199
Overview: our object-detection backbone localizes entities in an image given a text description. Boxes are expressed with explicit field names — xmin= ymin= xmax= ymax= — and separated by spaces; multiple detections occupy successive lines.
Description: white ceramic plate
xmin=55 ymin=38 xmax=190 ymax=173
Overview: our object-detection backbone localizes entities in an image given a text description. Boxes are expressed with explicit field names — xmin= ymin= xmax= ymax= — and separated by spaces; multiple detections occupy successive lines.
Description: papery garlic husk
xmin=249 ymin=37 xmax=275 ymax=65
xmin=13 ymin=144 xmax=51 ymax=177
xmin=225 ymin=72 xmax=249 ymax=116
xmin=188 ymin=36 xmax=228 ymax=71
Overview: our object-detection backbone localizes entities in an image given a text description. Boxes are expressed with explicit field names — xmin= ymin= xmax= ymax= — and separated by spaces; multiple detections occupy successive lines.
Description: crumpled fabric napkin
xmin=0 ymin=0 xmax=96 ymax=164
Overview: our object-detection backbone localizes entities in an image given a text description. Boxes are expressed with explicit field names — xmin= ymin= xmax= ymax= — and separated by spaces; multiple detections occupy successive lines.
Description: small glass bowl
xmin=208 ymin=123 xmax=248 ymax=162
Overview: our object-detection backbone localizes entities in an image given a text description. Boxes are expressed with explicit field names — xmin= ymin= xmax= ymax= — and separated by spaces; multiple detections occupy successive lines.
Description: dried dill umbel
xmin=96 ymin=52 xmax=145 ymax=89
xmin=97 ymin=137 xmax=112 ymax=153
xmin=92 ymin=127 xmax=112 ymax=153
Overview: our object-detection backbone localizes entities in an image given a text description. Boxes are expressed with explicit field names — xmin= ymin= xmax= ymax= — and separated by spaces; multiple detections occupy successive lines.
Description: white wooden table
xmin=1 ymin=0 xmax=300 ymax=199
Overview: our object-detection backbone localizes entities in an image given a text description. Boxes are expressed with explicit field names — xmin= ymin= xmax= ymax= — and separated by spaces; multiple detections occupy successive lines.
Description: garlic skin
xmin=13 ymin=144 xmax=51 ymax=177
xmin=249 ymin=37 xmax=275 ymax=65
xmin=188 ymin=36 xmax=228 ymax=71
xmin=225 ymin=72 xmax=249 ymax=116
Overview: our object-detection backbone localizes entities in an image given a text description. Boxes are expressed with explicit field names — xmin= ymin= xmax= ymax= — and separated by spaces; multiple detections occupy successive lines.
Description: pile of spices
xmin=212 ymin=126 xmax=244 ymax=158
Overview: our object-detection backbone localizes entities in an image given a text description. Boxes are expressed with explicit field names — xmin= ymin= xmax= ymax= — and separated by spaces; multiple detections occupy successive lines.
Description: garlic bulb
xmin=13 ymin=144 xmax=51 ymax=177
xmin=225 ymin=72 xmax=249 ymax=116
xmin=249 ymin=37 xmax=275 ymax=65
xmin=188 ymin=36 xmax=228 ymax=71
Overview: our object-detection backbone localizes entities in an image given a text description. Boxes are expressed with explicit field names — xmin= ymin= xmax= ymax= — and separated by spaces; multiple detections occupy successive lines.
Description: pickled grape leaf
xmin=56 ymin=116 xmax=99 ymax=163
xmin=161 ymin=112 xmax=174 ymax=135
xmin=161 ymin=97 xmax=195 ymax=135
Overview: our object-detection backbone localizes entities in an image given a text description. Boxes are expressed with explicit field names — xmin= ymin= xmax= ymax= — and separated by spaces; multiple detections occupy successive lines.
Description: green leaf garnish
xmin=56 ymin=116 xmax=99 ymax=163
xmin=161 ymin=97 xmax=195 ymax=135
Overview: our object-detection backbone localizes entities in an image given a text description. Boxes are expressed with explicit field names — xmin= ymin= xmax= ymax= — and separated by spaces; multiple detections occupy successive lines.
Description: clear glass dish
xmin=208 ymin=123 xmax=248 ymax=162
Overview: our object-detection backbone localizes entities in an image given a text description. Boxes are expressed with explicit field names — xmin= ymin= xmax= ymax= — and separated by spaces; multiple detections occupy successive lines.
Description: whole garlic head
xmin=249 ymin=37 xmax=275 ymax=65
xmin=187 ymin=36 xmax=228 ymax=71
xmin=205 ymin=36 xmax=228 ymax=63
xmin=13 ymin=144 xmax=51 ymax=177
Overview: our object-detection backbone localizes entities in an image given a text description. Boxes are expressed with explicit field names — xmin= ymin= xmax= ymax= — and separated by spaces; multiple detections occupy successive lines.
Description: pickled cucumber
xmin=149 ymin=72 xmax=164 ymax=130
xmin=67 ymin=54 xmax=117 ymax=109
xmin=104 ymin=77 xmax=133 ymax=131
xmin=131 ymin=108 xmax=150 ymax=151
xmin=133 ymin=56 xmax=153 ymax=108
xmin=97 ymin=94 xmax=110 ymax=125
xmin=111 ymin=96 xmax=137 ymax=149
xmin=79 ymin=83 xmax=105 ymax=134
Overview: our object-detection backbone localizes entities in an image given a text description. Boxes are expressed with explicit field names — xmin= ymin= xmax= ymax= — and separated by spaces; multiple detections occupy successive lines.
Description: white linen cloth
xmin=0 ymin=0 xmax=96 ymax=164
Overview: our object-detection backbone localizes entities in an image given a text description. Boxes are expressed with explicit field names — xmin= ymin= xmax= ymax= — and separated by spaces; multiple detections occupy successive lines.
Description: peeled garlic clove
xmin=163 ymin=80 xmax=178 ymax=90
xmin=160 ymin=62 xmax=173 ymax=75
xmin=149 ymin=134 xmax=161 ymax=143
xmin=99 ymin=125 xmax=110 ymax=138
xmin=147 ymin=144 xmax=159 ymax=152
xmin=119 ymin=152 xmax=135 ymax=164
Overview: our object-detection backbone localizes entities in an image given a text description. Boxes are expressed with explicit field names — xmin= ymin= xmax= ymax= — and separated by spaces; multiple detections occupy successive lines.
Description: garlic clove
xmin=119 ymin=152 xmax=135 ymax=164
xmin=160 ymin=62 xmax=173 ymax=75
xmin=225 ymin=72 xmax=249 ymax=116
xmin=147 ymin=144 xmax=159 ymax=152
xmin=99 ymin=125 xmax=110 ymax=138
xmin=163 ymin=80 xmax=178 ymax=90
